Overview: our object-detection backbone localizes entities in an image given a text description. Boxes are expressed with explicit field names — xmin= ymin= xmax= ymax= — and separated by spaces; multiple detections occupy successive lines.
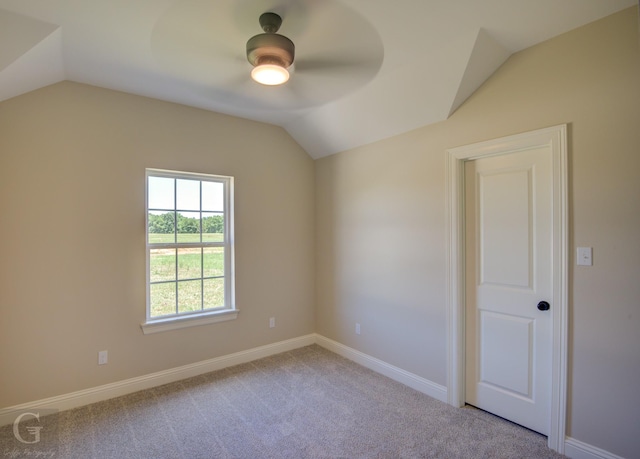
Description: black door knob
xmin=537 ymin=301 xmax=550 ymax=311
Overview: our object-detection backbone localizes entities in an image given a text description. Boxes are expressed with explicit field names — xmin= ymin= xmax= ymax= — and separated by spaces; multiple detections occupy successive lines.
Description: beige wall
xmin=316 ymin=7 xmax=639 ymax=458
xmin=0 ymin=82 xmax=316 ymax=407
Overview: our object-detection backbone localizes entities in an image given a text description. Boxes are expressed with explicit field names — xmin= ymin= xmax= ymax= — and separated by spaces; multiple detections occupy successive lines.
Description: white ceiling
xmin=0 ymin=0 xmax=635 ymax=158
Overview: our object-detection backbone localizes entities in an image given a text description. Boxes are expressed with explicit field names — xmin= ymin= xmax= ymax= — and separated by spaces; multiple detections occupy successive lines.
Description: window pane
xmin=177 ymin=179 xmax=200 ymax=211
xmin=178 ymin=248 xmax=201 ymax=280
xmin=202 ymin=181 xmax=224 ymax=212
xmin=177 ymin=211 xmax=201 ymax=243
xmin=150 ymin=283 xmax=176 ymax=317
xmin=146 ymin=170 xmax=234 ymax=324
xmin=203 ymin=247 xmax=224 ymax=278
xmin=178 ymin=280 xmax=202 ymax=313
xmin=148 ymin=211 xmax=175 ymax=244
xmin=203 ymin=278 xmax=224 ymax=309
xmin=202 ymin=212 xmax=224 ymax=242
xmin=148 ymin=177 xmax=174 ymax=210
xmin=150 ymin=249 xmax=176 ymax=282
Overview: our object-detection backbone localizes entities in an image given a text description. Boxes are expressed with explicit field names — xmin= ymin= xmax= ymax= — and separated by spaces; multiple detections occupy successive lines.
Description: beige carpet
xmin=1 ymin=345 xmax=564 ymax=458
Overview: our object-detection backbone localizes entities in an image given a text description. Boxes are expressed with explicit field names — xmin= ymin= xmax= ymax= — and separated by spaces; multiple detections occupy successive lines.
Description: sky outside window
xmin=148 ymin=176 xmax=224 ymax=213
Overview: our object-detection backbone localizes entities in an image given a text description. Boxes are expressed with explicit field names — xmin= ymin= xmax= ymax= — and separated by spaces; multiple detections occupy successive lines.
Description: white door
xmin=464 ymin=146 xmax=552 ymax=435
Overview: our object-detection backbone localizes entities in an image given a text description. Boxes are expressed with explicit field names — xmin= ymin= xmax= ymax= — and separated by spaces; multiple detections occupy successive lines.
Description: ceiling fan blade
xmin=149 ymin=0 xmax=385 ymax=112
xmin=294 ymin=56 xmax=381 ymax=77
xmin=151 ymin=1 xmax=246 ymax=77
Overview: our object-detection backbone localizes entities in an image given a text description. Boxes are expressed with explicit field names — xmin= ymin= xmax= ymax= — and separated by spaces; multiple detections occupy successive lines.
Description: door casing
xmin=445 ymin=125 xmax=568 ymax=453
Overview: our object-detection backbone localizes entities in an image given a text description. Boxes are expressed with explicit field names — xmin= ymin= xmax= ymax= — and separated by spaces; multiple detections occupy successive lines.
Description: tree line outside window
xmin=148 ymin=212 xmax=224 ymax=235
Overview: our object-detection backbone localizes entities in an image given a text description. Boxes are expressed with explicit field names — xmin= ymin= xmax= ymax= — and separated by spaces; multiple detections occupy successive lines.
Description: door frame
xmin=445 ymin=125 xmax=568 ymax=453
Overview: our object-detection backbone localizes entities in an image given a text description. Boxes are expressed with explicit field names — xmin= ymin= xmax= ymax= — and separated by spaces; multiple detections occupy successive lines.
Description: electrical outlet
xmin=355 ymin=323 xmax=361 ymax=335
xmin=98 ymin=350 xmax=108 ymax=365
xmin=269 ymin=317 xmax=276 ymax=328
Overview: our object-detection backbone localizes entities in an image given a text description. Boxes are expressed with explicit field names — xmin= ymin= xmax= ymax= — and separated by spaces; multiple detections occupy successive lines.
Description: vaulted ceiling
xmin=0 ymin=0 xmax=635 ymax=158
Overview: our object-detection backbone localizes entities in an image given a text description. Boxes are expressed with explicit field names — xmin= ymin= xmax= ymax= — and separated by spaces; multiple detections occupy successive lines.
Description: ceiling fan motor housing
xmin=246 ymin=13 xmax=295 ymax=69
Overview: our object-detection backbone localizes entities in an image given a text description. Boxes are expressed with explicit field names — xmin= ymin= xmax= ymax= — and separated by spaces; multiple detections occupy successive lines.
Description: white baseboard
xmin=564 ymin=437 xmax=625 ymax=459
xmin=0 ymin=334 xmax=315 ymax=427
xmin=314 ymin=334 xmax=448 ymax=403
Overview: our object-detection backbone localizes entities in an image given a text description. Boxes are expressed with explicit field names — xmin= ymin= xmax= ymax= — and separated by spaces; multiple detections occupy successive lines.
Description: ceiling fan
xmin=246 ymin=12 xmax=294 ymax=85
xmin=150 ymin=1 xmax=384 ymax=110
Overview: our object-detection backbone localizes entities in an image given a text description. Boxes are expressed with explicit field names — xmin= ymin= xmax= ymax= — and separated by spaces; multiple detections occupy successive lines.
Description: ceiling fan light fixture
xmin=246 ymin=12 xmax=295 ymax=86
xmin=251 ymin=63 xmax=290 ymax=85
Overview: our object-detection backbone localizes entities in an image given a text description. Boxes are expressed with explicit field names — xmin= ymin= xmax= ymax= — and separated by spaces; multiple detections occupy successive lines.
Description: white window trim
xmin=141 ymin=309 xmax=239 ymax=335
xmin=141 ymin=168 xmax=236 ymax=334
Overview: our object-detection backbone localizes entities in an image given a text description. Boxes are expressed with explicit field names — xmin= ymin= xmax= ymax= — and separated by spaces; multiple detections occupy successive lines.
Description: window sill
xmin=141 ymin=309 xmax=239 ymax=335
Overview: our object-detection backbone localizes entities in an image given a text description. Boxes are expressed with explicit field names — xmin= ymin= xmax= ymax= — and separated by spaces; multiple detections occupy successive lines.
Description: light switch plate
xmin=577 ymin=247 xmax=592 ymax=266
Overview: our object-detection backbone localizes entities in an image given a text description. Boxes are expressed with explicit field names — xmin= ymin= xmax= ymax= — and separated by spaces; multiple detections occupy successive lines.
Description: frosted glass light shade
xmin=251 ymin=64 xmax=290 ymax=85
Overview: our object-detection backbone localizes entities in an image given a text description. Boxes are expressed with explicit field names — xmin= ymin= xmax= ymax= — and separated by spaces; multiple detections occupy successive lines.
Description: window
xmin=141 ymin=169 xmax=236 ymax=334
